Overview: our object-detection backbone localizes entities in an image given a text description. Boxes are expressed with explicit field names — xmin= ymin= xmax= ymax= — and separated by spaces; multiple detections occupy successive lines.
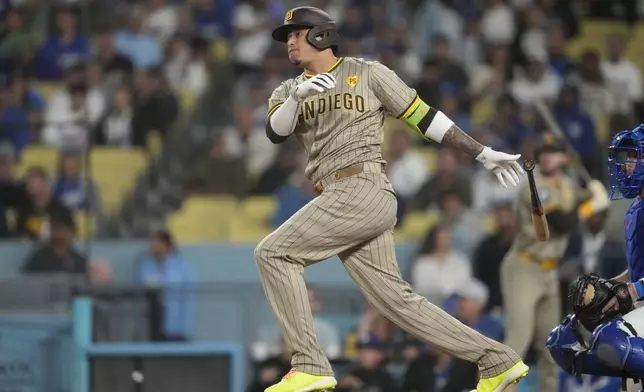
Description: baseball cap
xmin=356 ymin=333 xmax=385 ymax=350
xmin=454 ymin=278 xmax=489 ymax=304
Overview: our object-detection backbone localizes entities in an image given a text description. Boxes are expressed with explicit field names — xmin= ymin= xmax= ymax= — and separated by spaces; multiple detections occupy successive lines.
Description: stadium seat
xmin=416 ymin=148 xmax=437 ymax=173
xmin=32 ymin=82 xmax=61 ymax=101
xmin=229 ymin=196 xmax=276 ymax=243
xmin=395 ymin=211 xmax=439 ymax=241
xmin=74 ymin=211 xmax=96 ymax=240
xmin=471 ymin=99 xmax=495 ymax=127
xmin=179 ymin=88 xmax=197 ymax=112
xmin=17 ymin=146 xmax=59 ymax=177
xmin=90 ymin=148 xmax=147 ymax=212
xmin=168 ymin=195 xmax=237 ymax=243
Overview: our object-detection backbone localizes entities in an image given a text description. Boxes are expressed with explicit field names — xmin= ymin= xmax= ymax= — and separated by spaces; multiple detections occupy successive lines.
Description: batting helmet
xmin=272 ymin=7 xmax=339 ymax=54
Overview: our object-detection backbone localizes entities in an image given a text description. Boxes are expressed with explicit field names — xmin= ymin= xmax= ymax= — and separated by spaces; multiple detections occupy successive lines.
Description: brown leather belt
xmin=314 ymin=162 xmax=385 ymax=195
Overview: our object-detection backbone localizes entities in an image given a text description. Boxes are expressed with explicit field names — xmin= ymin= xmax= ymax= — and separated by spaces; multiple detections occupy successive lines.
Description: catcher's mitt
xmin=568 ymin=273 xmax=634 ymax=331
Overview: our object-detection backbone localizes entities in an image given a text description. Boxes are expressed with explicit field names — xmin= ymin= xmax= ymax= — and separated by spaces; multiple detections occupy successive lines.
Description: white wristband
xmin=269 ymin=96 xmax=300 ymax=136
xmin=423 ymin=110 xmax=454 ymax=143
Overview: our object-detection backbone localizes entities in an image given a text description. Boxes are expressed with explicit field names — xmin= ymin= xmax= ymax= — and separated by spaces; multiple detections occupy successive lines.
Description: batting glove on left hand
xmin=475 ymin=146 xmax=524 ymax=188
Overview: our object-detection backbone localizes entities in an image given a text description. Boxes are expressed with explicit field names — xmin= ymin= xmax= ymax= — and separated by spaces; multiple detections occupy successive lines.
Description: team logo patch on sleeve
xmin=346 ymin=75 xmax=359 ymax=87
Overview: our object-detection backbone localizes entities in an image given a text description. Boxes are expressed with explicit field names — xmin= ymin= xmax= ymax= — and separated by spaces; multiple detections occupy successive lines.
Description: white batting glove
xmin=291 ymin=73 xmax=336 ymax=102
xmin=475 ymin=146 xmax=524 ymax=188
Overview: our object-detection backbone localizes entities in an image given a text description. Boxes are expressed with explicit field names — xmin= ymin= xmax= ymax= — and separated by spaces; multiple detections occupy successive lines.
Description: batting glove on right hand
xmin=291 ymin=73 xmax=336 ymax=102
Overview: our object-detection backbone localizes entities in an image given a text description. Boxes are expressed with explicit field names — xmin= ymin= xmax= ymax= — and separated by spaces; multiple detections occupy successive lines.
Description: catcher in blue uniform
xmin=548 ymin=124 xmax=644 ymax=391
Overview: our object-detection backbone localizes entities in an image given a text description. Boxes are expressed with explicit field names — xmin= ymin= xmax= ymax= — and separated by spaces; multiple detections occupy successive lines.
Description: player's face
xmin=287 ymin=28 xmax=314 ymax=66
xmin=623 ymin=150 xmax=638 ymax=175
xmin=539 ymin=151 xmax=568 ymax=174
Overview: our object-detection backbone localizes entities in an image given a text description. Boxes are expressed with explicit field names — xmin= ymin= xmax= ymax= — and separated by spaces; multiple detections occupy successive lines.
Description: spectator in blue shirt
xmin=137 ymin=231 xmax=196 ymax=341
xmin=35 ymin=7 xmax=89 ymax=81
xmin=0 ymin=73 xmax=44 ymax=155
xmin=115 ymin=8 xmax=162 ymax=70
xmin=554 ymin=84 xmax=598 ymax=178
xmin=191 ymin=0 xmax=235 ymax=39
xmin=482 ymin=93 xmax=532 ymax=153
xmin=52 ymin=149 xmax=101 ymax=212
xmin=272 ymin=172 xmax=316 ymax=227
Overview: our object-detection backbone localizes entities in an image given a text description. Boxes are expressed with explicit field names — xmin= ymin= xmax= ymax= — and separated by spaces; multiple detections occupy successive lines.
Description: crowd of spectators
xmin=221 ymin=0 xmax=643 ymax=391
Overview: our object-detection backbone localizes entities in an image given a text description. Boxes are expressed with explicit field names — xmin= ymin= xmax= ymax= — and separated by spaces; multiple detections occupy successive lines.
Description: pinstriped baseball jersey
xmin=267 ymin=57 xmax=420 ymax=183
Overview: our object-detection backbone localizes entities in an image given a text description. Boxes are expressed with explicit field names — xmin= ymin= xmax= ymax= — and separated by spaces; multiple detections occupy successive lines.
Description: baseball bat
xmin=523 ymin=159 xmax=550 ymax=242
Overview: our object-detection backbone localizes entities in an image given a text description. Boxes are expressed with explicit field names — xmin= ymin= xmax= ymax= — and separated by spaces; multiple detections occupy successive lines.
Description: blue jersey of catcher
xmin=609 ymin=125 xmax=644 ymax=282
xmin=625 ymin=198 xmax=644 ymax=282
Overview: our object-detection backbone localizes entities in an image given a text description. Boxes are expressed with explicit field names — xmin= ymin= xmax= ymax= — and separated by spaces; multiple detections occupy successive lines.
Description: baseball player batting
xmin=256 ymin=6 xmax=528 ymax=392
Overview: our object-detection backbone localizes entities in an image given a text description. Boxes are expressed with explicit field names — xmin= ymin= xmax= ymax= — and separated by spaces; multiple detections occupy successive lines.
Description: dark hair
xmin=153 ymin=230 xmax=174 ymax=250
xmin=57 ymin=150 xmax=82 ymax=178
xmin=418 ymin=223 xmax=451 ymax=255
xmin=25 ymin=165 xmax=49 ymax=181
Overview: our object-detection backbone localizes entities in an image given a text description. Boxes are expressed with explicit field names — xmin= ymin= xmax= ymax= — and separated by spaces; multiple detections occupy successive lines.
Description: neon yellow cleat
xmin=472 ymin=361 xmax=530 ymax=392
xmin=265 ymin=369 xmax=337 ymax=392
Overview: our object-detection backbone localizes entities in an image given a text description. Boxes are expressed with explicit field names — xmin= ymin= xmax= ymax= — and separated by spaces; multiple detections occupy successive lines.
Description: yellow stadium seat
xmin=471 ymin=100 xmax=494 ymax=127
xmin=395 ymin=211 xmax=439 ymax=242
xmin=74 ymin=211 xmax=96 ymax=240
xmin=482 ymin=214 xmax=496 ymax=234
xmin=229 ymin=196 xmax=277 ymax=243
xmin=32 ymin=82 xmax=62 ymax=101
xmin=90 ymin=148 xmax=147 ymax=212
xmin=179 ymin=88 xmax=197 ymax=112
xmin=168 ymin=196 xmax=237 ymax=243
xmin=417 ymin=148 xmax=437 ymax=173
xmin=146 ymin=130 xmax=163 ymax=158
xmin=17 ymin=145 xmax=59 ymax=177
xmin=210 ymin=39 xmax=229 ymax=63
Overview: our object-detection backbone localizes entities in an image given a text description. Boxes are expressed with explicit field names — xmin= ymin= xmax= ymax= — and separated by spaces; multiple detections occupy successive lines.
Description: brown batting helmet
xmin=272 ymin=7 xmax=339 ymax=55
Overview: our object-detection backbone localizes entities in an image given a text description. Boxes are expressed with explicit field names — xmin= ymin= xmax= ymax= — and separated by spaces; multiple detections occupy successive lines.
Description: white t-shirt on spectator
xmin=42 ymin=88 xmax=106 ymax=149
xmin=232 ymin=3 xmax=271 ymax=68
xmin=511 ymin=69 xmax=562 ymax=105
xmin=388 ymin=151 xmax=430 ymax=199
xmin=103 ymin=109 xmax=134 ymax=146
xmin=143 ymin=5 xmax=178 ymax=43
xmin=481 ymin=3 xmax=516 ymax=45
xmin=601 ymin=59 xmax=643 ymax=112
xmin=221 ymin=124 xmax=277 ymax=177
xmin=520 ymin=29 xmax=548 ymax=64
xmin=165 ymin=49 xmax=209 ymax=97
xmin=472 ymin=170 xmax=523 ymax=213
xmin=411 ymin=251 xmax=471 ymax=307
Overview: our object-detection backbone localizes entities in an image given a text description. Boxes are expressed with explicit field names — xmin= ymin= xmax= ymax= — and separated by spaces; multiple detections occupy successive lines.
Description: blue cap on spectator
xmin=356 ymin=333 xmax=385 ymax=350
xmin=439 ymin=82 xmax=459 ymax=96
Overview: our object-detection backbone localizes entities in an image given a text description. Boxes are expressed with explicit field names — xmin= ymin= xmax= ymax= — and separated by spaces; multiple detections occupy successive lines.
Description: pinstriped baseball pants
xmin=254 ymin=165 xmax=521 ymax=377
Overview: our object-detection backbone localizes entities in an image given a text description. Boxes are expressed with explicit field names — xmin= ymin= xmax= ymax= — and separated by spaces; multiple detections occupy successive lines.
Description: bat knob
xmin=523 ymin=160 xmax=536 ymax=172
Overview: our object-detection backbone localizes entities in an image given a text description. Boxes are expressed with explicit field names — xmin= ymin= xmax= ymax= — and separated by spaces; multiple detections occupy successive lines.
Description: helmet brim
xmin=272 ymin=24 xmax=313 ymax=42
